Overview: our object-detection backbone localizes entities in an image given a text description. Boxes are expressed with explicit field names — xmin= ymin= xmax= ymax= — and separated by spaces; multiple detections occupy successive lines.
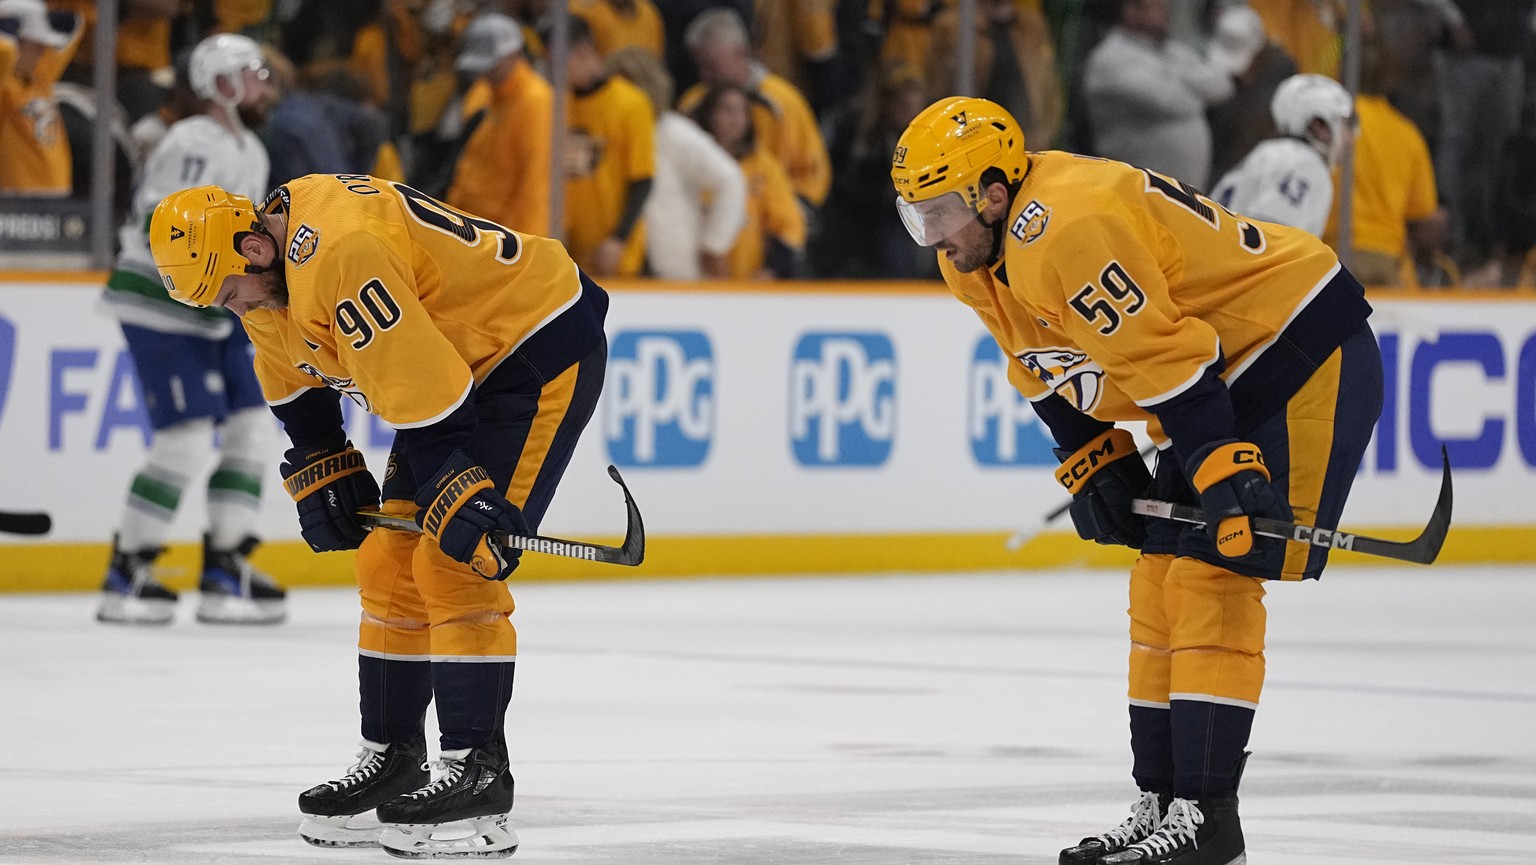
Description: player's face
xmin=933 ymin=215 xmax=993 ymax=273
xmin=213 ymin=270 xmax=288 ymax=316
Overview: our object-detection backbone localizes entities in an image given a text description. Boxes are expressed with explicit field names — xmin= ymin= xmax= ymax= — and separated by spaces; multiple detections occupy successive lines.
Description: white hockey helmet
xmin=188 ymin=32 xmax=267 ymax=108
xmin=1271 ymin=73 xmax=1354 ymax=168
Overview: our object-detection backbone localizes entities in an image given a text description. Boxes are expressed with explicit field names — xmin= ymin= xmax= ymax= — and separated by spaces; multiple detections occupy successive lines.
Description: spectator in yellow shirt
xmin=694 ymin=83 xmax=805 ymax=280
xmin=572 ymin=0 xmax=665 ymax=60
xmin=0 ymin=0 xmax=81 ymax=196
xmin=446 ymin=12 xmax=554 ymax=237
xmin=557 ymin=14 xmax=655 ymax=277
xmin=1324 ymin=87 xmax=1439 ymax=286
xmin=677 ymin=7 xmax=831 ymax=209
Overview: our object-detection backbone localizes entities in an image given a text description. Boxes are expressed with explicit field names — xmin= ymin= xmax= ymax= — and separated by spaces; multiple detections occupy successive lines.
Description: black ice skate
xmin=1100 ymin=795 xmax=1245 ymax=865
xmin=298 ymin=739 xmax=429 ymax=848
xmin=377 ymin=744 xmax=518 ymax=859
xmin=95 ymin=537 xmax=178 ymax=625
xmin=1059 ymin=789 xmax=1169 ymax=864
xmin=197 ymin=534 xmax=287 ymax=624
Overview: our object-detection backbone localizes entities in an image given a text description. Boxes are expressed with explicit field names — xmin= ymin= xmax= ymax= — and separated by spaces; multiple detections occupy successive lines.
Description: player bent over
xmin=150 ymin=174 xmax=610 ymax=858
xmin=96 ymin=33 xmax=286 ymax=625
xmin=891 ymin=98 xmax=1382 ymax=864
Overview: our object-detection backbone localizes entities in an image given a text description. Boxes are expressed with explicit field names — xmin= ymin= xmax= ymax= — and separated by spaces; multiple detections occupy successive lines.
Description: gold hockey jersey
xmin=242 ymin=174 xmax=603 ymax=431
xmin=943 ymin=151 xmax=1367 ymax=439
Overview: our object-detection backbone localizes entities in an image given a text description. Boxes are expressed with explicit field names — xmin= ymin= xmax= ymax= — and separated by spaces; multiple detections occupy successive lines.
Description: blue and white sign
xmin=968 ymin=337 xmax=1056 ymax=466
xmin=789 ymin=332 xmax=895 ymax=467
xmin=605 ymin=330 xmax=714 ymax=468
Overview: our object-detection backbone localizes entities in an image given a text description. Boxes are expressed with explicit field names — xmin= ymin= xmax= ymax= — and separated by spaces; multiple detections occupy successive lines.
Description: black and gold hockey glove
xmin=414 ymin=451 xmax=528 ymax=580
xmin=1054 ymin=428 xmax=1151 ymax=548
xmin=281 ymin=436 xmax=381 ymax=552
xmin=1187 ymin=440 xmax=1293 ymax=562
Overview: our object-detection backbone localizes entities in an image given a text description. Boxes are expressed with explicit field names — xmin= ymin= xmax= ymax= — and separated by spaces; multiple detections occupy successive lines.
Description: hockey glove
xmin=1187 ymin=440 xmax=1293 ymax=563
xmin=414 ymin=451 xmax=528 ymax=580
xmin=281 ymin=437 xmax=381 ymax=552
xmin=1054 ymin=428 xmax=1151 ymax=548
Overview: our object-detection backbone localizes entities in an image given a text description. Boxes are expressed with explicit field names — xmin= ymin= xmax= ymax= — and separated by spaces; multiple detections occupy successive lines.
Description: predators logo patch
xmin=1016 ymin=347 xmax=1106 ymax=413
xmin=287 ymin=223 xmax=320 ymax=268
xmin=1010 ymin=200 xmax=1050 ymax=245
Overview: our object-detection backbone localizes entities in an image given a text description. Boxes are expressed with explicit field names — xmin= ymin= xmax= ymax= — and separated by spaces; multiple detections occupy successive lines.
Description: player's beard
xmin=253 ymin=267 xmax=290 ymax=310
xmin=236 ymin=101 xmax=270 ymax=130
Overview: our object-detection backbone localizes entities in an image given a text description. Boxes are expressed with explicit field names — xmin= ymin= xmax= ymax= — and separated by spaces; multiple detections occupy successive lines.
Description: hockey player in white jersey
xmin=96 ymin=32 xmax=287 ymax=625
xmin=1211 ymin=74 xmax=1354 ymax=237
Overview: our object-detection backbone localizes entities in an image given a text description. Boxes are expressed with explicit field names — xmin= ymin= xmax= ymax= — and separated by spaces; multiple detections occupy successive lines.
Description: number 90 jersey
xmin=242 ymin=174 xmax=604 ymax=429
xmin=944 ymin=151 xmax=1369 ymax=435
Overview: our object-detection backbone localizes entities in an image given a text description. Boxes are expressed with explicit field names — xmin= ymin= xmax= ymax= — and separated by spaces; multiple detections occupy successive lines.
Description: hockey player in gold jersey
xmin=150 ymin=174 xmax=610 ymax=858
xmin=893 ymin=98 xmax=1383 ymax=865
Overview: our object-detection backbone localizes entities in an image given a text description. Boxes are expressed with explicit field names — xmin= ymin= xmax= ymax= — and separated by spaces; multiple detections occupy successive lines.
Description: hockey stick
xmin=1005 ymin=443 xmax=1158 ymax=551
xmin=1130 ymin=447 xmax=1453 ymax=565
xmin=0 ymin=511 xmax=52 ymax=535
xmin=356 ymin=465 xmax=645 ymax=566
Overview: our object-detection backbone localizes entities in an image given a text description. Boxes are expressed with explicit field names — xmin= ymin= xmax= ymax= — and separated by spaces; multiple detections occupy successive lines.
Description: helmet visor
xmin=895 ymin=192 xmax=977 ymax=247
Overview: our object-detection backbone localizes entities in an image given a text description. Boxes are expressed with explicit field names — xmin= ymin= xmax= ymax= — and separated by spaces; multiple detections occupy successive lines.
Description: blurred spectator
xmin=1324 ymin=54 xmax=1439 ymax=287
xmin=1083 ymin=0 xmax=1233 ymax=188
xmin=0 ymin=0 xmax=82 ymax=197
xmin=95 ymin=32 xmax=284 ymax=626
xmin=1371 ymin=0 xmax=1446 ymax=151
xmin=814 ymin=61 xmax=935 ymax=278
xmin=677 ymin=7 xmax=831 ymax=209
xmin=53 ymin=0 xmax=177 ymax=122
xmin=572 ymin=0 xmax=664 ymax=60
xmin=556 ymin=14 xmax=654 ymax=276
xmin=754 ymin=0 xmax=844 ymax=115
xmin=930 ymin=0 xmax=1064 ymax=148
xmin=1492 ymin=126 xmax=1536 ymax=286
xmin=1247 ymin=0 xmax=1345 ymax=77
xmin=126 ymin=47 xmax=197 ymax=166
xmin=262 ymin=50 xmax=389 ymax=186
xmin=445 ymin=12 xmax=552 ymax=235
xmin=607 ymin=46 xmax=746 ymax=280
xmin=1205 ymin=3 xmax=1297 ymax=183
xmin=1401 ymin=205 xmax=1461 ymax=287
xmin=1213 ymin=73 xmax=1353 ymax=237
xmin=1434 ymin=0 xmax=1534 ymax=269
xmin=874 ymin=0 xmax=942 ymax=80
xmin=693 ymin=83 xmax=806 ymax=280
xmin=653 ymin=0 xmax=750 ymax=97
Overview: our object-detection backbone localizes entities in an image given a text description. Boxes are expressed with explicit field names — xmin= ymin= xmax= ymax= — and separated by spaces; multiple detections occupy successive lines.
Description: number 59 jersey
xmin=946 ymin=151 xmax=1370 ymax=435
xmin=241 ymin=174 xmax=607 ymax=430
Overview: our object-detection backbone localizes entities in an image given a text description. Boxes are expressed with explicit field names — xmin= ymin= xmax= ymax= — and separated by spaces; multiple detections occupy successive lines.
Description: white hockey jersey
xmin=1211 ymin=137 xmax=1333 ymax=238
xmin=103 ymin=114 xmax=270 ymax=335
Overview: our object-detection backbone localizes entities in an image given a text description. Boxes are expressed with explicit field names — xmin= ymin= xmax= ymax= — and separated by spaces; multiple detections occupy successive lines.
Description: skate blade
xmin=195 ymin=595 xmax=287 ymax=625
xmin=380 ymin=815 xmax=518 ymax=859
xmin=297 ymin=815 xmax=382 ymax=848
xmin=96 ymin=594 xmax=176 ymax=625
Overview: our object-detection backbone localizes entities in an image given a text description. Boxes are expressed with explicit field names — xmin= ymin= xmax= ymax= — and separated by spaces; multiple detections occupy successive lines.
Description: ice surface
xmin=2 ymin=566 xmax=1533 ymax=864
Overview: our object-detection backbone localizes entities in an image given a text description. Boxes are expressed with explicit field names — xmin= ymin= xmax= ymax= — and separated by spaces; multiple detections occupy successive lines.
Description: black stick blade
xmin=0 ymin=511 xmax=52 ymax=535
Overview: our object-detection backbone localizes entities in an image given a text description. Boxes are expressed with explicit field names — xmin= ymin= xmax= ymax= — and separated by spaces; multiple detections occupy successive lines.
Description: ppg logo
xmin=969 ymin=337 xmax=1057 ymax=466
xmin=605 ymin=330 xmax=714 ymax=467
xmin=0 ymin=315 xmax=14 ymax=427
xmin=790 ymin=332 xmax=895 ymax=466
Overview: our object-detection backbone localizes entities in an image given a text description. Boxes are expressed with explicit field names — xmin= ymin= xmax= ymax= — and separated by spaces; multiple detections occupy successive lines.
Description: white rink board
xmin=0 ymin=284 xmax=1530 ymax=545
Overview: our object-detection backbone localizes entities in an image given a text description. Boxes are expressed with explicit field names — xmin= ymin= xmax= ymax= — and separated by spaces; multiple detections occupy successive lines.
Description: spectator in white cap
xmin=0 ymin=0 xmax=82 ymax=196
xmin=1205 ymin=2 xmax=1298 ymax=181
xmin=446 ymin=13 xmax=555 ymax=235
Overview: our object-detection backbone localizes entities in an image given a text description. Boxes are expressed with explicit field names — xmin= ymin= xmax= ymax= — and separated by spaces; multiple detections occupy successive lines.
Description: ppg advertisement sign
xmin=969 ymin=337 xmax=1056 ymax=466
xmin=605 ymin=330 xmax=714 ymax=468
xmin=790 ymin=332 xmax=895 ymax=466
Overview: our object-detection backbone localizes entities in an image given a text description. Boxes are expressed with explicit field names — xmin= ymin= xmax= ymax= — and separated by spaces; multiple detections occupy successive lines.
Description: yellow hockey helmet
xmin=149 ymin=185 xmax=259 ymax=308
xmin=890 ymin=96 xmax=1028 ymax=246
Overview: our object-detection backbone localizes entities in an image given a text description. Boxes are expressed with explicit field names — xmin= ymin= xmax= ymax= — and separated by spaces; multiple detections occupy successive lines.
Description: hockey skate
xmin=196 ymin=535 xmax=288 ymax=624
xmin=298 ymin=739 xmax=429 ymax=848
xmin=95 ymin=537 xmax=178 ymax=625
xmin=1100 ymin=795 xmax=1245 ymax=865
xmin=1059 ymin=790 xmax=1169 ymax=864
xmin=377 ymin=744 xmax=518 ymax=859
